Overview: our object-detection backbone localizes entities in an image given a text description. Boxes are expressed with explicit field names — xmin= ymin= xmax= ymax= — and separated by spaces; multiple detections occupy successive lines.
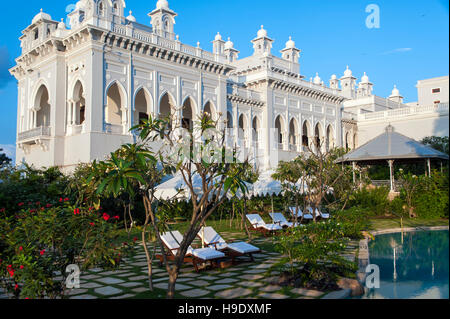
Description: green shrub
xmin=412 ymin=171 xmax=449 ymax=219
xmin=333 ymin=207 xmax=371 ymax=239
xmin=348 ymin=186 xmax=390 ymax=216
xmin=0 ymin=201 xmax=135 ymax=299
xmin=272 ymin=221 xmax=357 ymax=290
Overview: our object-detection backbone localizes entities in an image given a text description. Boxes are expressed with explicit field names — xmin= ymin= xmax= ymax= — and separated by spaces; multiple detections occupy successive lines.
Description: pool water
xmin=360 ymin=230 xmax=449 ymax=299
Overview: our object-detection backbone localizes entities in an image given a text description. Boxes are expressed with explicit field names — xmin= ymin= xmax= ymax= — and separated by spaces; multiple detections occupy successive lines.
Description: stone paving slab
xmin=258 ymin=293 xmax=289 ymax=299
xmin=180 ymin=289 xmax=210 ymax=298
xmin=96 ymin=277 xmax=125 ymax=285
xmin=119 ymin=282 xmax=142 ymax=288
xmin=154 ymin=283 xmax=192 ymax=291
xmin=238 ymin=281 xmax=264 ymax=288
xmin=215 ymin=278 xmax=239 ymax=284
xmin=188 ymin=280 xmax=210 ymax=287
xmin=291 ymin=288 xmax=323 ymax=297
xmin=260 ymin=285 xmax=281 ymax=292
xmin=71 ymin=294 xmax=98 ymax=299
xmin=95 ymin=286 xmax=123 ymax=296
xmin=240 ymin=274 xmax=264 ymax=280
xmin=205 ymin=284 xmax=232 ymax=291
xmin=215 ymin=287 xmax=252 ymax=299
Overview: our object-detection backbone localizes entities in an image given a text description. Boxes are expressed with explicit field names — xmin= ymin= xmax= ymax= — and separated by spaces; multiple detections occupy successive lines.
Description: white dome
xmin=257 ymin=25 xmax=267 ymax=38
xmin=285 ymin=36 xmax=295 ymax=49
xmin=361 ymin=72 xmax=369 ymax=83
xmin=391 ymin=85 xmax=400 ymax=97
xmin=32 ymin=9 xmax=52 ymax=24
xmin=225 ymin=38 xmax=234 ymax=49
xmin=75 ymin=1 xmax=85 ymax=10
xmin=343 ymin=65 xmax=353 ymax=77
xmin=331 ymin=74 xmax=337 ymax=80
xmin=58 ymin=18 xmax=66 ymax=30
xmin=126 ymin=11 xmax=136 ymax=22
xmin=157 ymin=0 xmax=169 ymax=10
xmin=313 ymin=73 xmax=321 ymax=85
xmin=215 ymin=32 xmax=222 ymax=41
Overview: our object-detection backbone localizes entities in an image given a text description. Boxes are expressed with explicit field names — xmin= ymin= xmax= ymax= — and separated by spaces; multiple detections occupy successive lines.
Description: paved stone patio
xmin=0 ymin=232 xmax=359 ymax=300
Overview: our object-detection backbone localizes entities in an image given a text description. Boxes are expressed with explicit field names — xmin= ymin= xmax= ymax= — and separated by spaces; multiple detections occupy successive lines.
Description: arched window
xmin=275 ymin=116 xmax=285 ymax=146
xmin=252 ymin=116 xmax=260 ymax=142
xmin=345 ymin=132 xmax=350 ymax=151
xmin=203 ymin=101 xmax=215 ymax=121
xmin=314 ymin=123 xmax=322 ymax=149
xmin=112 ymin=1 xmax=119 ymax=14
xmin=35 ymin=85 xmax=51 ymax=128
xmin=71 ymin=81 xmax=86 ymax=126
xmin=226 ymin=112 xmax=233 ymax=129
xmin=302 ymin=121 xmax=310 ymax=147
xmin=134 ymin=89 xmax=151 ymax=126
xmin=353 ymin=133 xmax=358 ymax=149
xmin=326 ymin=125 xmax=334 ymax=151
xmin=98 ymin=2 xmax=105 ymax=16
xmin=182 ymin=98 xmax=195 ymax=131
xmin=105 ymin=83 xmax=123 ymax=126
xmin=289 ymin=118 xmax=299 ymax=146
xmin=238 ymin=114 xmax=247 ymax=139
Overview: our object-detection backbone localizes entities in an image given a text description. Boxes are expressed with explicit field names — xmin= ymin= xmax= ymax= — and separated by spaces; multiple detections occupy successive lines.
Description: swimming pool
xmin=359 ymin=230 xmax=449 ymax=299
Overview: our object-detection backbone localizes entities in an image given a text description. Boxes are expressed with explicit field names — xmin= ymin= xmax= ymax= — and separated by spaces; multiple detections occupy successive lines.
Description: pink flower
xmin=19 ymin=246 xmax=23 ymax=251
xmin=40 ymin=250 xmax=45 ymax=256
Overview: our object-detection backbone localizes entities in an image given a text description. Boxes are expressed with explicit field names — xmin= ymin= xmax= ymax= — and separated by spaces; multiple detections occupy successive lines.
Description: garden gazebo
xmin=336 ymin=125 xmax=449 ymax=191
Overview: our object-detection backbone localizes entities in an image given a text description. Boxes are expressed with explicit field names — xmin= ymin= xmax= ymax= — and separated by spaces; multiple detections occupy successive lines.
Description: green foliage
xmin=422 ymin=136 xmax=449 ymax=155
xmin=332 ymin=207 xmax=371 ymax=239
xmin=0 ymin=201 xmax=135 ymax=299
xmin=348 ymin=186 xmax=390 ymax=216
xmin=0 ymin=165 xmax=70 ymax=218
xmin=272 ymin=221 xmax=357 ymax=290
xmin=0 ymin=148 xmax=11 ymax=168
xmin=412 ymin=171 xmax=449 ymax=219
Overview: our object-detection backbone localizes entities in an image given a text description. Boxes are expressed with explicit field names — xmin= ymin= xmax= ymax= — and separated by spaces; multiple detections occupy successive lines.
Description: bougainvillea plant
xmin=0 ymin=200 xmax=135 ymax=299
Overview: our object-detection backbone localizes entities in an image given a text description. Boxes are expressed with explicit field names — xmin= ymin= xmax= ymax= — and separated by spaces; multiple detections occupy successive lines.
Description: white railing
xmin=359 ymin=103 xmax=449 ymax=122
xmin=18 ymin=126 xmax=51 ymax=142
xmin=104 ymin=123 xmax=124 ymax=134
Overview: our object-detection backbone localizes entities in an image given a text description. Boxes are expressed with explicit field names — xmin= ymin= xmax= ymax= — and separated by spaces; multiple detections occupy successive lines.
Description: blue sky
xmin=0 ymin=0 xmax=449 ymax=156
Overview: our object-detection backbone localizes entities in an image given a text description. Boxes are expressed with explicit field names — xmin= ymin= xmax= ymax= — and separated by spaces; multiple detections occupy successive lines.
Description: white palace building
xmin=9 ymin=0 xmax=449 ymax=172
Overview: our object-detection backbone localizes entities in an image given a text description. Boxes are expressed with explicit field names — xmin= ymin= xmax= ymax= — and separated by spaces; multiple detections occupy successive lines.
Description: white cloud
xmin=0 ymin=144 xmax=16 ymax=163
xmin=381 ymin=48 xmax=413 ymax=55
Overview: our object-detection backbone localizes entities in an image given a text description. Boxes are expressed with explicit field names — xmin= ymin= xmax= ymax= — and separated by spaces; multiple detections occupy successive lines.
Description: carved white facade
xmin=10 ymin=0 xmax=449 ymax=172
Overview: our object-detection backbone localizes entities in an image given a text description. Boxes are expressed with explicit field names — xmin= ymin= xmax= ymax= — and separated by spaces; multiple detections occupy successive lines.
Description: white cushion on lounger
xmin=191 ymin=248 xmax=225 ymax=261
xmin=270 ymin=212 xmax=299 ymax=228
xmin=200 ymin=227 xmax=260 ymax=254
xmin=228 ymin=242 xmax=260 ymax=254
xmin=261 ymin=223 xmax=283 ymax=231
xmin=246 ymin=214 xmax=282 ymax=231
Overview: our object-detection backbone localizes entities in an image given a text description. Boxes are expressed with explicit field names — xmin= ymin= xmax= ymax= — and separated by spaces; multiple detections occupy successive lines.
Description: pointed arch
xmin=182 ymin=96 xmax=196 ymax=130
xmin=238 ymin=113 xmax=248 ymax=139
xmin=134 ymin=87 xmax=153 ymax=125
xmin=105 ymin=81 xmax=126 ymax=125
xmin=252 ymin=115 xmax=261 ymax=141
xmin=326 ymin=124 xmax=335 ymax=151
xmin=314 ymin=122 xmax=324 ymax=150
xmin=226 ymin=111 xmax=233 ymax=129
xmin=34 ymin=84 xmax=51 ymax=128
xmin=274 ymin=115 xmax=285 ymax=145
xmin=158 ymin=91 xmax=176 ymax=118
xmin=289 ymin=117 xmax=299 ymax=146
xmin=302 ymin=120 xmax=311 ymax=147
xmin=203 ymin=100 xmax=216 ymax=121
xmin=71 ymin=80 xmax=86 ymax=125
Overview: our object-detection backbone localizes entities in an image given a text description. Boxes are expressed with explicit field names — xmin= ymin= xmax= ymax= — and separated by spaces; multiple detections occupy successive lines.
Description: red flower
xmin=133 ymin=237 xmax=138 ymax=242
xmin=89 ymin=222 xmax=95 ymax=227
xmin=114 ymin=216 xmax=120 ymax=220
xmin=41 ymin=207 xmax=45 ymax=211
xmin=102 ymin=213 xmax=110 ymax=221
xmin=59 ymin=198 xmax=63 ymax=202
xmin=73 ymin=208 xmax=81 ymax=215
xmin=19 ymin=246 xmax=23 ymax=251
xmin=0 ymin=208 xmax=5 ymax=213
xmin=36 ymin=202 xmax=41 ymax=206
xmin=40 ymin=250 xmax=45 ymax=256
xmin=64 ymin=198 xmax=69 ymax=202
xmin=18 ymin=202 xmax=24 ymax=207
xmin=20 ymin=265 xmax=24 ymax=270
xmin=15 ymin=284 xmax=19 ymax=291
xmin=123 ymin=242 xmax=128 ymax=246
xmin=46 ymin=204 xmax=52 ymax=208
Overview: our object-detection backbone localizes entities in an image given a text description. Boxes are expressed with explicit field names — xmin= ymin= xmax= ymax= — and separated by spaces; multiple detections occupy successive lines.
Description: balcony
xmin=104 ymin=124 xmax=124 ymax=135
xmin=18 ymin=126 xmax=51 ymax=144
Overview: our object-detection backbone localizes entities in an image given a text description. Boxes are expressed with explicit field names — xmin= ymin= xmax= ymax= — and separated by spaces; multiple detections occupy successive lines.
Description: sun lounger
xmin=307 ymin=207 xmax=330 ymax=219
xmin=269 ymin=212 xmax=300 ymax=228
xmin=289 ymin=207 xmax=314 ymax=220
xmin=246 ymin=214 xmax=283 ymax=237
xmin=197 ymin=227 xmax=260 ymax=262
xmin=156 ymin=231 xmax=226 ymax=272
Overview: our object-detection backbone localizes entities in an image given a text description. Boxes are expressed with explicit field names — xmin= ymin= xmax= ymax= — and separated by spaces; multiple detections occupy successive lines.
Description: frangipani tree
xmin=91 ymin=112 xmax=249 ymax=298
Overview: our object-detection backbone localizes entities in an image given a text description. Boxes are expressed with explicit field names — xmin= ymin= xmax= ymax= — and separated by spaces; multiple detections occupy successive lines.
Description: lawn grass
xmin=369 ymin=217 xmax=449 ymax=231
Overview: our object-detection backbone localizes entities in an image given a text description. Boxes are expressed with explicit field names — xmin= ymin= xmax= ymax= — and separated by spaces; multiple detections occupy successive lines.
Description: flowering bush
xmin=272 ymin=221 xmax=357 ymax=290
xmin=0 ymin=200 xmax=135 ymax=299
